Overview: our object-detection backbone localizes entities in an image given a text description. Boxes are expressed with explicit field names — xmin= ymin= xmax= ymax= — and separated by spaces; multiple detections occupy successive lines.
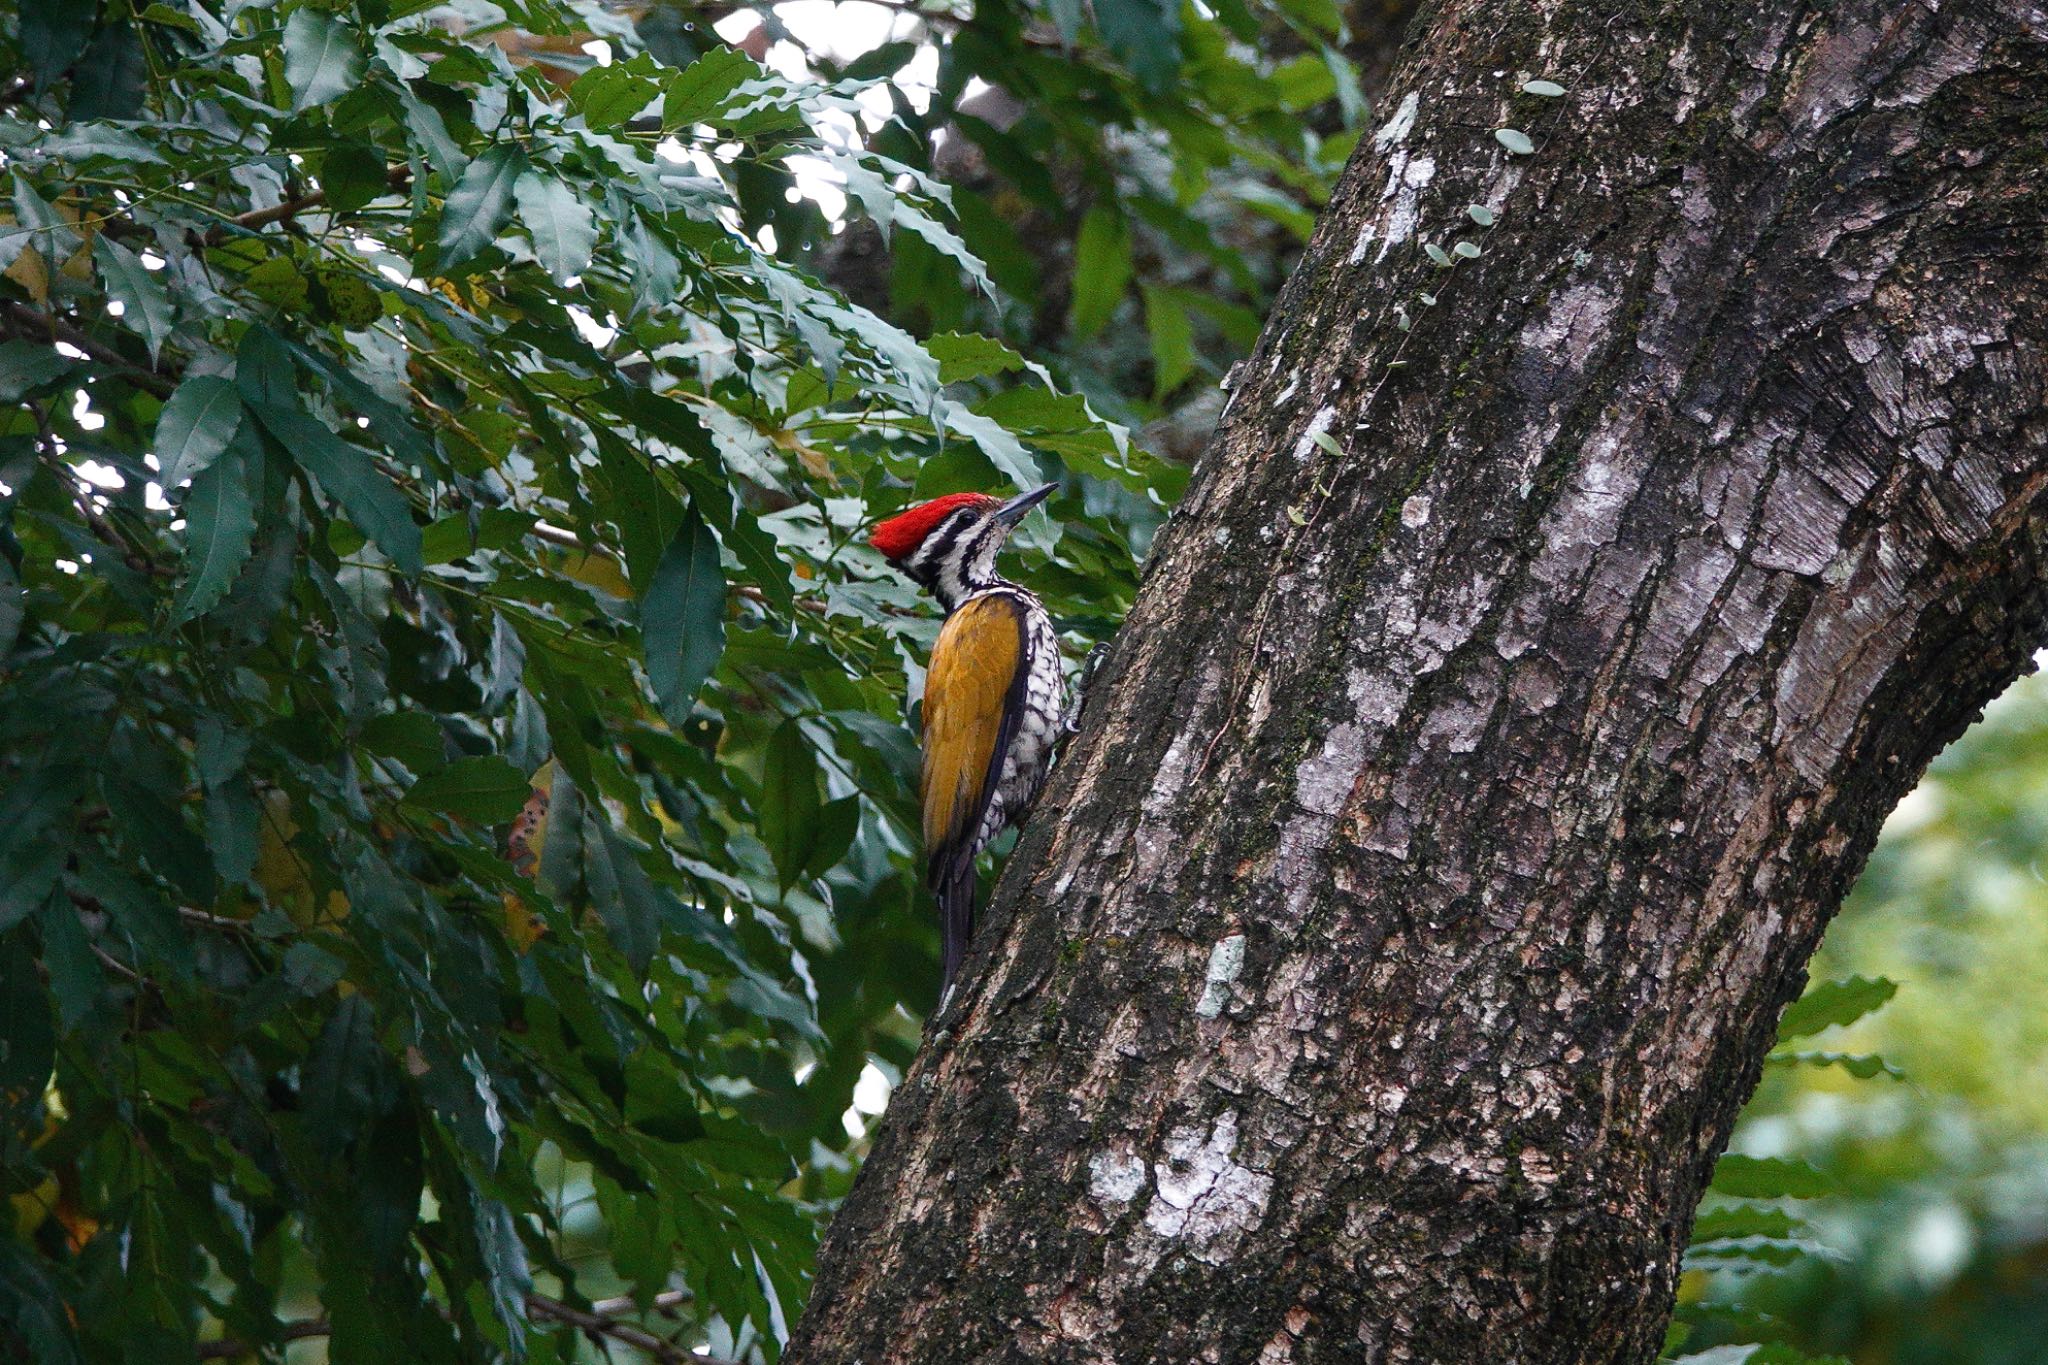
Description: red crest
xmin=867 ymin=493 xmax=998 ymax=561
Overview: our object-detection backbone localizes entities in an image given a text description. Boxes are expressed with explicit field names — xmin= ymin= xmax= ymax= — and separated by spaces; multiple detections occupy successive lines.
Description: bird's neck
xmin=928 ymin=524 xmax=1008 ymax=612
xmin=933 ymin=565 xmax=1010 ymax=614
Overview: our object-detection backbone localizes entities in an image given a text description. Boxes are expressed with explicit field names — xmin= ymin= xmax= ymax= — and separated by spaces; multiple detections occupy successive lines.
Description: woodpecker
xmin=868 ymin=483 xmax=1064 ymax=992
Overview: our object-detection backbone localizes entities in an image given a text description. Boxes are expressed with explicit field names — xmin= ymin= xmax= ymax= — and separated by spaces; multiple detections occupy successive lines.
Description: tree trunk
xmin=788 ymin=2 xmax=2048 ymax=1361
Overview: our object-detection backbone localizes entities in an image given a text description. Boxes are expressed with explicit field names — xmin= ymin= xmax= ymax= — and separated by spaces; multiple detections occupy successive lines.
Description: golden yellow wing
xmin=920 ymin=594 xmax=1025 ymax=860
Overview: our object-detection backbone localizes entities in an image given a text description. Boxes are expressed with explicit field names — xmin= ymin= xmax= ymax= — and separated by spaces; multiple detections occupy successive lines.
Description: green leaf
xmin=513 ymin=171 xmax=598 ymax=286
xmin=252 ymin=400 xmax=423 ymax=574
xmin=1495 ymin=127 xmax=1536 ymax=155
xmin=38 ymin=896 xmax=105 ymax=1030
xmin=464 ymin=1184 xmax=532 ymax=1341
xmin=301 ymin=995 xmax=384 ymax=1159
xmin=171 ymin=427 xmax=260 ymax=623
xmin=399 ymin=86 xmax=464 ymax=177
xmin=1142 ymin=285 xmax=1196 ymax=399
xmin=138 ymin=4 xmax=201 ymax=31
xmin=1710 ymin=1154 xmax=1833 ymax=1200
xmin=1523 ymin=79 xmax=1567 ymax=96
xmin=0 ymin=927 xmax=55 ymax=1096
xmin=194 ymin=718 xmax=250 ymax=790
xmin=1774 ymin=974 xmax=1897 ymax=1042
xmin=1466 ymin=204 xmax=1496 ymax=226
xmin=0 ymin=560 xmax=21 ymax=665
xmin=42 ymin=123 xmax=164 ymax=166
xmin=1684 ymin=1236 xmax=1814 ymax=1269
xmin=69 ymin=23 xmax=145 ymax=120
xmin=235 ymin=324 xmax=297 ymax=408
xmin=622 ymin=209 xmax=680 ymax=317
xmin=437 ymin=144 xmax=527 ymax=272
xmin=205 ymin=776 xmax=261 ymax=887
xmin=1271 ymin=54 xmax=1337 ymax=112
xmin=287 ymin=337 xmax=437 ymax=470
xmin=404 ymin=756 xmax=530 ymax=823
xmin=642 ymin=509 xmax=725 ymax=723
xmin=594 ymin=433 xmax=685 ymax=591
xmin=0 ymin=338 xmax=75 ymax=402
xmin=1766 ymin=1049 xmax=1903 ymax=1080
xmin=317 ymin=143 xmax=390 ymax=216
xmin=154 ymin=375 xmax=244 ymax=489
xmin=582 ymin=816 xmax=659 ymax=974
xmin=93 ymin=237 xmax=175 ymax=361
xmin=243 ymin=255 xmax=308 ymax=311
xmin=1093 ymin=0 xmax=1182 ymax=92
xmin=662 ymin=49 xmax=762 ymax=128
xmin=282 ymin=940 xmax=347 ymax=995
xmin=361 ymin=712 xmax=445 ymax=773
xmin=927 ymin=332 xmax=1024 ymax=385
xmin=570 ymin=61 xmax=658 ymax=129
xmin=105 ymin=773 xmax=214 ymax=901
xmin=805 ymin=795 xmax=861 ymax=880
xmin=2 ymin=173 xmax=80 ymax=274
xmin=1691 ymin=1204 xmax=1802 ymax=1244
xmin=1453 ymin=241 xmax=1481 ymax=259
xmin=282 ymin=10 xmax=364 ymax=112
xmin=420 ymin=508 xmax=537 ymax=565
xmin=1068 ymin=205 xmax=1133 ymax=340
xmin=19 ymin=3 xmax=93 ymax=90
xmin=534 ymin=763 xmax=583 ymax=898
xmin=0 ymin=1244 xmax=79 ymax=1365
xmin=758 ymin=720 xmax=821 ymax=890
xmin=1423 ymin=243 xmax=1452 ymax=266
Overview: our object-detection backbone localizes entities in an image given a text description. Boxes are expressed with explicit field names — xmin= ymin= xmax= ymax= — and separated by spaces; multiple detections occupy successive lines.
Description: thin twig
xmin=530 ymin=518 xmax=583 ymax=549
xmin=178 ymin=906 xmax=255 ymax=932
xmin=195 ymin=1320 xmax=332 ymax=1360
xmin=527 ymin=520 xmax=843 ymax=614
xmin=588 ymin=1288 xmax=693 ymax=1318
xmin=194 ymin=1291 xmax=728 ymax=1364
xmin=90 ymin=944 xmax=146 ymax=984
xmin=529 ymin=1291 xmax=733 ymax=1364
xmin=27 ymin=400 xmax=169 ymax=577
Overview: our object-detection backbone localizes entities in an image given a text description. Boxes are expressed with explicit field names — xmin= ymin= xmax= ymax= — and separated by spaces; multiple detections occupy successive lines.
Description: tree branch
xmin=0 ymin=299 xmax=175 ymax=398
xmin=202 ymin=164 xmax=414 ymax=246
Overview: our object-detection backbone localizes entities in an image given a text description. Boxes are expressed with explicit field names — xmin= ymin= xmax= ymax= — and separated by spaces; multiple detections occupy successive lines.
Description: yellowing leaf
xmin=560 ymin=551 xmax=635 ymax=599
xmin=769 ymin=426 xmax=833 ymax=479
xmin=252 ymin=789 xmax=349 ymax=928
xmin=0 ymin=195 xmax=92 ymax=302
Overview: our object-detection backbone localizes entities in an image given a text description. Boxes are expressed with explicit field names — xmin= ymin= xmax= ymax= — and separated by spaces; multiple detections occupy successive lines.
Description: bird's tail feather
xmin=935 ymin=852 xmax=976 ymax=992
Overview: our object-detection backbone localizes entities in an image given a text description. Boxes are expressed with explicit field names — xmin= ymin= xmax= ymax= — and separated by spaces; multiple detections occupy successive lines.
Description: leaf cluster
xmin=0 ymin=0 xmax=1197 ymax=1359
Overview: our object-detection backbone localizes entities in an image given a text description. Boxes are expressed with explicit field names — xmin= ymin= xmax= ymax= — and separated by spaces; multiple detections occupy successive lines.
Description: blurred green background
xmin=1682 ymin=667 xmax=2048 ymax=1365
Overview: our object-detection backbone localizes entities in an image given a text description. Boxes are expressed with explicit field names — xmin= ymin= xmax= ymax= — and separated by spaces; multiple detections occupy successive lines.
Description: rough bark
xmin=789 ymin=1 xmax=2048 ymax=1361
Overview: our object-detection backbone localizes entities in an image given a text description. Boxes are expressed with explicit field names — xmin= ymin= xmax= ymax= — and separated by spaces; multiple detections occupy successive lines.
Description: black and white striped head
xmin=867 ymin=483 xmax=1057 ymax=610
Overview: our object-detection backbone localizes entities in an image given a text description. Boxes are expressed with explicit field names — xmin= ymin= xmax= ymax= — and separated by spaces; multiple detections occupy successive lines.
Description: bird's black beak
xmin=993 ymin=482 xmax=1058 ymax=528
